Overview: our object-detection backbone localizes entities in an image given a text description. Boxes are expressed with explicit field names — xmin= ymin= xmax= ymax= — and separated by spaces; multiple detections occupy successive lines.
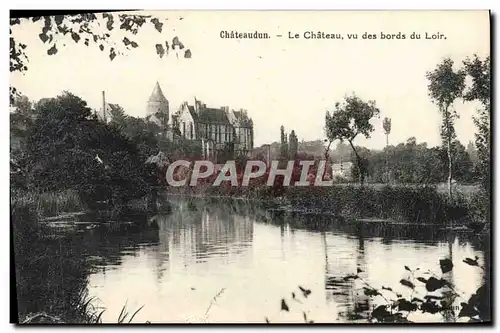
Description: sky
xmin=10 ymin=10 xmax=490 ymax=149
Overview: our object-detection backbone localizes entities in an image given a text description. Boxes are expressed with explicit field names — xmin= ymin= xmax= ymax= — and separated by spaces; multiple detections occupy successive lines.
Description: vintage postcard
xmin=10 ymin=10 xmax=491 ymax=324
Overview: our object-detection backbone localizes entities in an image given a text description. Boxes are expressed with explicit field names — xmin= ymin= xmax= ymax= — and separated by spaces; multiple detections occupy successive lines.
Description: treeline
xmin=350 ymin=137 xmax=476 ymax=184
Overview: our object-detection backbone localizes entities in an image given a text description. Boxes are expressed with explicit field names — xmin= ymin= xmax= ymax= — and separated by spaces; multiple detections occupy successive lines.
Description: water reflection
xmin=81 ymin=204 xmax=488 ymax=323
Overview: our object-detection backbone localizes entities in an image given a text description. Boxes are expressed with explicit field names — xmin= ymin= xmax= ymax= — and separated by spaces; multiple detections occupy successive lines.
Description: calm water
xmin=79 ymin=202 xmax=488 ymax=323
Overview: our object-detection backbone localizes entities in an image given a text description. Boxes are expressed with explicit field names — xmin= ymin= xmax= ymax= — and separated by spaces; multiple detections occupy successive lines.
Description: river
xmin=74 ymin=201 xmax=488 ymax=323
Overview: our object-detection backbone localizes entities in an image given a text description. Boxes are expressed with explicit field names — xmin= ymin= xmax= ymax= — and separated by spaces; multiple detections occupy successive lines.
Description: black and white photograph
xmin=9 ymin=10 xmax=491 ymax=324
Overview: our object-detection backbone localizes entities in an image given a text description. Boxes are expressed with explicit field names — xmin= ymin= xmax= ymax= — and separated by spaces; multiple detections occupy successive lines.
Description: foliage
xmin=16 ymin=92 xmax=151 ymax=209
xmin=10 ymin=12 xmax=191 ymax=102
xmin=325 ymin=94 xmax=380 ymax=184
xmin=462 ymin=55 xmax=491 ymax=193
xmin=426 ymin=58 xmax=466 ymax=198
xmin=339 ymin=258 xmax=489 ymax=323
xmin=352 ymin=138 xmax=476 ymax=184
xmin=10 ymin=12 xmax=190 ymax=73
xmin=383 ymin=117 xmax=391 ymax=136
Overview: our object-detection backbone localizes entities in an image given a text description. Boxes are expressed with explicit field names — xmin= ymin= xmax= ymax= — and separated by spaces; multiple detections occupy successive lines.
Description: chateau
xmin=145 ymin=82 xmax=254 ymax=162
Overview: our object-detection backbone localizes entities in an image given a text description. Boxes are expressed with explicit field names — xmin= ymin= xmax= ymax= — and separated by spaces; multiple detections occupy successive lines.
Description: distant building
xmin=139 ymin=80 xmax=255 ymax=162
xmin=96 ymin=82 xmax=255 ymax=162
xmin=331 ymin=161 xmax=353 ymax=180
xmin=97 ymin=91 xmax=123 ymax=124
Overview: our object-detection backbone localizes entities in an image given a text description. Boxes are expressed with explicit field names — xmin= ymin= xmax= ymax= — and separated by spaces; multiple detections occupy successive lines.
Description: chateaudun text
xmin=219 ymin=30 xmax=447 ymax=40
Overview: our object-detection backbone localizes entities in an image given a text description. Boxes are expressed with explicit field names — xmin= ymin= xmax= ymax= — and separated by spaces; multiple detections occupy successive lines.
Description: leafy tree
xmin=10 ymin=12 xmax=191 ymax=102
xmin=325 ymin=94 xmax=380 ymax=185
xmin=427 ymin=58 xmax=466 ymax=198
xmin=10 ymin=95 xmax=36 ymax=152
xmin=288 ymin=130 xmax=298 ymax=160
xmin=382 ymin=117 xmax=392 ymax=182
xmin=279 ymin=125 xmax=289 ymax=160
xmin=22 ymin=92 xmax=151 ymax=207
xmin=462 ymin=55 xmax=491 ymax=192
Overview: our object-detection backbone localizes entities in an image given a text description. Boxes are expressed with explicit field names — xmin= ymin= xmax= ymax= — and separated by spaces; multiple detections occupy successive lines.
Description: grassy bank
xmin=168 ymin=183 xmax=488 ymax=225
xmin=11 ymin=195 xmax=149 ymax=324
xmin=11 ymin=188 xmax=86 ymax=218
xmin=11 ymin=198 xmax=99 ymax=323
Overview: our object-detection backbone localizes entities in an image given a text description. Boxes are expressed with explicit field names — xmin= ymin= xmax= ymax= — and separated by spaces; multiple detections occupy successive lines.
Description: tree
xmin=462 ymin=55 xmax=491 ymax=192
xmin=279 ymin=125 xmax=289 ymax=160
xmin=10 ymin=12 xmax=191 ymax=102
xmin=288 ymin=130 xmax=298 ymax=160
xmin=382 ymin=117 xmax=392 ymax=182
xmin=10 ymin=95 xmax=36 ymax=152
xmin=325 ymin=94 xmax=380 ymax=185
xmin=426 ymin=58 xmax=466 ymax=198
xmin=22 ymin=92 xmax=151 ymax=207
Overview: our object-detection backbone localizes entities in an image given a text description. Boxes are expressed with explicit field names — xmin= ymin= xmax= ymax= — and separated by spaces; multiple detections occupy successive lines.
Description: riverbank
xmin=166 ymin=183 xmax=489 ymax=226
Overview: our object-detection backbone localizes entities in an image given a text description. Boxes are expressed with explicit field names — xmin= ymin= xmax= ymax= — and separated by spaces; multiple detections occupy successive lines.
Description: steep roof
xmin=232 ymin=110 xmax=253 ymax=127
xmin=148 ymin=82 xmax=168 ymax=104
xmin=197 ymin=108 xmax=230 ymax=124
xmin=187 ymin=105 xmax=198 ymax=121
xmin=98 ymin=103 xmax=122 ymax=122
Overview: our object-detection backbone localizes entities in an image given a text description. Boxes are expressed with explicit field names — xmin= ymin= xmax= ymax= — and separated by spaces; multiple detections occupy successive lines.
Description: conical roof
xmin=148 ymin=81 xmax=168 ymax=103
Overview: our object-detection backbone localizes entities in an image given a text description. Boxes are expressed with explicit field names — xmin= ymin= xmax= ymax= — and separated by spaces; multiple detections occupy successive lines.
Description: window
xmin=189 ymin=123 xmax=193 ymax=139
xmin=182 ymin=122 xmax=186 ymax=137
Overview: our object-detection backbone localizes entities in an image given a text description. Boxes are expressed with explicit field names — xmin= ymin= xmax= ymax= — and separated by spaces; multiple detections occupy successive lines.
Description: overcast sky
xmin=10 ymin=10 xmax=489 ymax=149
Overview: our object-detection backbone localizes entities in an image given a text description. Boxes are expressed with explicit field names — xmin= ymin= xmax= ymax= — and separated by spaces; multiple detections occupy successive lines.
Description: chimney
xmin=102 ymin=91 xmax=106 ymax=123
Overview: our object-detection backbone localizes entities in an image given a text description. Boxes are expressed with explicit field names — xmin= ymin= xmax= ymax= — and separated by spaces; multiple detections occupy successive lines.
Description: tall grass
xmin=178 ymin=184 xmax=485 ymax=225
xmin=11 ymin=188 xmax=85 ymax=218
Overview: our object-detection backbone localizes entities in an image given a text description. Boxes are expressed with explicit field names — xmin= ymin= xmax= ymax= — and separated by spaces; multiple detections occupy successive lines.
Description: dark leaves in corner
xmin=71 ymin=32 xmax=80 ymax=43
xmin=298 ymin=286 xmax=311 ymax=298
xmin=420 ymin=300 xmax=441 ymax=314
xmin=103 ymin=13 xmax=114 ymax=31
xmin=184 ymin=49 xmax=192 ymax=59
xmin=39 ymin=33 xmax=49 ymax=43
xmin=357 ymin=268 xmax=363 ymax=273
xmin=47 ymin=44 xmax=58 ymax=55
xmin=151 ymin=18 xmax=163 ymax=32
xmin=396 ymin=298 xmax=418 ymax=312
xmin=399 ymin=279 xmax=414 ymax=289
xmin=439 ymin=258 xmax=454 ymax=274
xmin=363 ymin=287 xmax=380 ymax=297
xmin=281 ymin=299 xmax=289 ymax=312
xmin=404 ymin=266 xmax=411 ymax=272
xmin=54 ymin=15 xmax=64 ymax=26
xmin=172 ymin=36 xmax=184 ymax=50
xmin=109 ymin=48 xmax=116 ymax=61
xmin=371 ymin=305 xmax=392 ymax=322
xmin=416 ymin=277 xmax=428 ymax=284
xmin=463 ymin=257 xmax=479 ymax=267
xmin=424 ymin=277 xmax=447 ymax=292
xmin=99 ymin=44 xmax=104 ymax=51
xmin=123 ymin=37 xmax=138 ymax=49
xmin=343 ymin=274 xmax=358 ymax=281
xmin=156 ymin=44 xmax=165 ymax=58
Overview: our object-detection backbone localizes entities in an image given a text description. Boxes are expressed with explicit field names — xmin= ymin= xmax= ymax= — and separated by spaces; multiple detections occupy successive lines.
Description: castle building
xmin=146 ymin=82 xmax=254 ymax=162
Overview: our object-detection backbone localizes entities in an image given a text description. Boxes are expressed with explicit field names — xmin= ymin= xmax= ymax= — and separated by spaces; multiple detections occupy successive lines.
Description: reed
xmin=11 ymin=188 xmax=85 ymax=218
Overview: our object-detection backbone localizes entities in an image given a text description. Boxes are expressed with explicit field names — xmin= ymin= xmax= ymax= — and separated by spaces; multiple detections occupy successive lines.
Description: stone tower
xmin=146 ymin=81 xmax=169 ymax=126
